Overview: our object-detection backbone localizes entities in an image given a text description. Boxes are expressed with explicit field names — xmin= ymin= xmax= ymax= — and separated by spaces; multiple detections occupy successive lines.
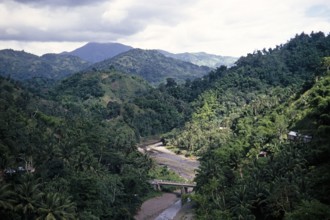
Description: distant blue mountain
xmin=63 ymin=42 xmax=133 ymax=63
xmin=63 ymin=42 xmax=237 ymax=68
xmin=158 ymin=50 xmax=238 ymax=68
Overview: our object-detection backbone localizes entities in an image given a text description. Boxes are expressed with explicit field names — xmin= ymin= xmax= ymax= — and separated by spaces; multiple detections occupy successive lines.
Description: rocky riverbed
xmin=135 ymin=142 xmax=199 ymax=220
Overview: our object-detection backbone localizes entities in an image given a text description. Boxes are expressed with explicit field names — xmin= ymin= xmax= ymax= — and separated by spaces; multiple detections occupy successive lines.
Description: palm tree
xmin=229 ymin=185 xmax=255 ymax=220
xmin=69 ymin=145 xmax=98 ymax=172
xmin=0 ymin=183 xmax=15 ymax=217
xmin=14 ymin=175 xmax=43 ymax=220
xmin=0 ymin=183 xmax=14 ymax=209
xmin=36 ymin=193 xmax=76 ymax=220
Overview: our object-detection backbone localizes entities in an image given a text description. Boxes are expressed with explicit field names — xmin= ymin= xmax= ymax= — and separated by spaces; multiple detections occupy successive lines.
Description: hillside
xmin=0 ymin=57 xmax=194 ymax=220
xmin=191 ymin=69 xmax=330 ymax=220
xmin=0 ymin=66 xmax=192 ymax=219
xmin=0 ymin=74 xmax=159 ymax=219
xmin=55 ymin=69 xmax=151 ymax=104
xmin=63 ymin=42 xmax=133 ymax=63
xmin=0 ymin=49 xmax=90 ymax=80
xmin=54 ymin=69 xmax=191 ymax=137
xmin=89 ymin=49 xmax=212 ymax=85
xmin=162 ymin=32 xmax=330 ymax=219
xmin=158 ymin=50 xmax=237 ymax=68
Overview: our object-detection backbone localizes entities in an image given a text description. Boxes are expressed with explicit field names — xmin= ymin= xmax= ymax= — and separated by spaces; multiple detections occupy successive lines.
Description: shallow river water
xmin=155 ymin=199 xmax=182 ymax=220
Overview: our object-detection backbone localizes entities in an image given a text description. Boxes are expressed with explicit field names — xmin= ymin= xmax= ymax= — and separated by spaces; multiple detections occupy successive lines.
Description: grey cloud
xmin=0 ymin=0 xmax=145 ymax=42
xmin=1 ymin=0 xmax=196 ymax=43
xmin=12 ymin=0 xmax=108 ymax=7
xmin=0 ymin=24 xmax=142 ymax=42
xmin=0 ymin=2 xmax=145 ymax=42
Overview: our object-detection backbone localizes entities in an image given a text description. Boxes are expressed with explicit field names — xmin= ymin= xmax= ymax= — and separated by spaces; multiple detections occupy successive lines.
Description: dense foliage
xmin=192 ymin=71 xmax=330 ymax=219
xmin=0 ymin=76 xmax=157 ymax=219
xmin=0 ymin=65 xmax=192 ymax=219
xmin=54 ymin=69 xmax=191 ymax=138
xmin=163 ymin=32 xmax=330 ymax=219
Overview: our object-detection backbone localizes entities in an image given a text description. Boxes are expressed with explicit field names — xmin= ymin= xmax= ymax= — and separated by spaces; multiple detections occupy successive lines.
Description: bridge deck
xmin=149 ymin=179 xmax=196 ymax=187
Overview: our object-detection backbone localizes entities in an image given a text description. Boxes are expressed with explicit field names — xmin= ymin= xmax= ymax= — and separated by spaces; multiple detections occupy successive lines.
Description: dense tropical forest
xmin=0 ymin=67 xmax=188 ymax=219
xmin=0 ymin=32 xmax=330 ymax=219
xmin=163 ymin=32 xmax=330 ymax=219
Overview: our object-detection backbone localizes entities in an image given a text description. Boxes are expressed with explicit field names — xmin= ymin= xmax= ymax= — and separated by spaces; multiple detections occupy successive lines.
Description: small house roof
xmin=288 ymin=131 xmax=298 ymax=136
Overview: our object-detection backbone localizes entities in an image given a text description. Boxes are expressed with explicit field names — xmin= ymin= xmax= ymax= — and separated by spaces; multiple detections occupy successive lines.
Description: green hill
xmin=189 ymin=69 xmax=330 ymax=220
xmin=55 ymin=69 xmax=151 ymax=103
xmin=162 ymin=32 xmax=330 ymax=219
xmin=54 ymin=69 xmax=191 ymax=137
xmin=0 ymin=49 xmax=90 ymax=80
xmin=89 ymin=49 xmax=212 ymax=85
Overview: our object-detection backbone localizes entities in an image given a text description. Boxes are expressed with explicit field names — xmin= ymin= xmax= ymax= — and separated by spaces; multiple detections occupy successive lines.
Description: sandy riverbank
xmin=134 ymin=193 xmax=180 ymax=220
xmin=138 ymin=142 xmax=199 ymax=181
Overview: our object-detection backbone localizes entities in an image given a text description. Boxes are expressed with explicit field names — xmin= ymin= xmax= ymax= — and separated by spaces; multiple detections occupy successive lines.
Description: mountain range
xmin=63 ymin=42 xmax=238 ymax=67
xmin=0 ymin=42 xmax=237 ymax=84
xmin=158 ymin=50 xmax=237 ymax=68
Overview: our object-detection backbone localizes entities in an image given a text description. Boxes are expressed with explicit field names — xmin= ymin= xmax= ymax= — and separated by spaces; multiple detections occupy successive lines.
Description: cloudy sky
xmin=1 ymin=0 xmax=330 ymax=57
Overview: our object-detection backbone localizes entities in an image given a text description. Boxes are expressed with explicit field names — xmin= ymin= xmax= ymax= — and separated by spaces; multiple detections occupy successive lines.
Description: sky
xmin=0 ymin=0 xmax=330 ymax=57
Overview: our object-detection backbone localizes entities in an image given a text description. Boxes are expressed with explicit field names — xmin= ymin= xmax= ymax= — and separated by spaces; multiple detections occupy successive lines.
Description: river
xmin=135 ymin=142 xmax=199 ymax=220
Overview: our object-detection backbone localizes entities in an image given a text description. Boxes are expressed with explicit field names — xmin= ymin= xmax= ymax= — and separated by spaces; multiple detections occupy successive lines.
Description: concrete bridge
xmin=149 ymin=179 xmax=196 ymax=195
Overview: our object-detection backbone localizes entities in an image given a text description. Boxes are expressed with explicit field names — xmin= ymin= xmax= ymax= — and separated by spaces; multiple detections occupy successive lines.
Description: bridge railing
xmin=149 ymin=179 xmax=196 ymax=187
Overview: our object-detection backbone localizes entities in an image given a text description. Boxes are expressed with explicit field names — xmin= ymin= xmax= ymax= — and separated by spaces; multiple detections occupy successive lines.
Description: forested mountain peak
xmin=89 ymin=48 xmax=212 ymax=85
xmin=0 ymin=49 xmax=38 ymax=59
xmin=62 ymin=42 xmax=133 ymax=63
